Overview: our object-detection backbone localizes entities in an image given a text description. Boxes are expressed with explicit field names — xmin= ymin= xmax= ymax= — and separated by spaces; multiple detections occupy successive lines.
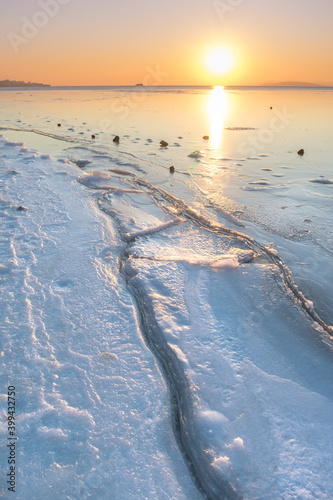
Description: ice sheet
xmin=98 ymin=164 xmax=333 ymax=498
xmin=1 ymin=86 xmax=333 ymax=499
xmin=0 ymin=139 xmax=200 ymax=500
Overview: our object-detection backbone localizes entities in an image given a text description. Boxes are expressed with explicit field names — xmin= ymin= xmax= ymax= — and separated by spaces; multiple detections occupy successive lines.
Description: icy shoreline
xmin=80 ymin=160 xmax=333 ymax=497
xmin=2 ymin=131 xmax=333 ymax=499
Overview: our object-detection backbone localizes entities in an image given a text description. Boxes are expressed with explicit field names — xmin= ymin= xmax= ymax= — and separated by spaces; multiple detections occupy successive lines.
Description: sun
xmin=206 ymin=48 xmax=234 ymax=75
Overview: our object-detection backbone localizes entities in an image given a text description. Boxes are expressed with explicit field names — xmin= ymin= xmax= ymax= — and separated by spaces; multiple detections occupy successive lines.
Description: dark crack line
xmin=79 ymin=169 xmax=332 ymax=499
xmin=96 ymin=192 xmax=242 ymax=499
xmin=87 ymin=171 xmax=332 ymax=336
xmin=125 ymin=264 xmax=242 ymax=500
xmin=128 ymin=176 xmax=333 ymax=339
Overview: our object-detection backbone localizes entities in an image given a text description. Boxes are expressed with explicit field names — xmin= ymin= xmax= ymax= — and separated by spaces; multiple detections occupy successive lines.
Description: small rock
xmin=297 ymin=149 xmax=305 ymax=156
xmin=270 ymin=106 xmax=273 ymax=110
xmin=169 ymin=166 xmax=175 ymax=173
xmin=57 ymin=123 xmax=61 ymax=127
xmin=309 ymin=177 xmax=333 ymax=184
xmin=91 ymin=135 xmax=96 ymax=139
xmin=203 ymin=135 xmax=209 ymax=140
xmin=160 ymin=140 xmax=168 ymax=147
xmin=75 ymin=160 xmax=92 ymax=169
xmin=16 ymin=206 xmax=27 ymax=211
xmin=113 ymin=135 xmax=120 ymax=143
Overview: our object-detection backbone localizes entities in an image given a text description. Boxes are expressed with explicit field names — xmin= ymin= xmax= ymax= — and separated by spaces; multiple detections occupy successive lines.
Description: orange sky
xmin=1 ymin=0 xmax=333 ymax=86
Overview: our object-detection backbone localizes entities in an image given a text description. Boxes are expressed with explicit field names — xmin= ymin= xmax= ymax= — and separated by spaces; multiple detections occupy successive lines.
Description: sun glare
xmin=208 ymin=86 xmax=228 ymax=150
xmin=206 ymin=48 xmax=234 ymax=75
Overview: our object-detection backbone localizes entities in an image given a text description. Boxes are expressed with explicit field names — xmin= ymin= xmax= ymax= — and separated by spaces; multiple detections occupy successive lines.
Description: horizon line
xmin=2 ymin=83 xmax=333 ymax=89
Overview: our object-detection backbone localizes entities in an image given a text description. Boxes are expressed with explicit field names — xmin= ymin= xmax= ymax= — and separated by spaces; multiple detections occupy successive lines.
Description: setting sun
xmin=206 ymin=48 xmax=234 ymax=75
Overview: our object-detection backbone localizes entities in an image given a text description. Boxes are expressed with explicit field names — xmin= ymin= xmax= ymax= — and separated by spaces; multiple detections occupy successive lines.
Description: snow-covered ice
xmin=0 ymin=139 xmax=200 ymax=499
xmin=1 ymin=86 xmax=333 ymax=499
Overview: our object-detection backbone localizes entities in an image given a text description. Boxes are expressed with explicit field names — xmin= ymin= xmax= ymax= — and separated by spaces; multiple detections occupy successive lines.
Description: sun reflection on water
xmin=208 ymin=86 xmax=228 ymax=151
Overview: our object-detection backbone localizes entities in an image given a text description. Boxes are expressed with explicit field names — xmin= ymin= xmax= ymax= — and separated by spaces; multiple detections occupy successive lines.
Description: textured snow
xmin=0 ymin=140 xmax=200 ymax=500
xmin=109 ymin=166 xmax=333 ymax=498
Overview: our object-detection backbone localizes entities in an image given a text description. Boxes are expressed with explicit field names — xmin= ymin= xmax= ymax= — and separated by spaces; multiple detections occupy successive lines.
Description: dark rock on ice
xmin=91 ymin=135 xmax=96 ymax=139
xmin=75 ymin=160 xmax=92 ymax=169
xmin=297 ymin=149 xmax=305 ymax=155
xmin=203 ymin=135 xmax=209 ymax=140
xmin=169 ymin=166 xmax=175 ymax=173
xmin=113 ymin=135 xmax=120 ymax=143
xmin=249 ymin=180 xmax=270 ymax=186
xmin=16 ymin=205 xmax=27 ymax=211
xmin=160 ymin=140 xmax=168 ymax=147
xmin=310 ymin=177 xmax=333 ymax=184
xmin=57 ymin=123 xmax=61 ymax=127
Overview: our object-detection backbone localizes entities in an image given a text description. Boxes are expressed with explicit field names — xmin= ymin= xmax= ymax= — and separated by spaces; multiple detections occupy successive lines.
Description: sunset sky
xmin=1 ymin=0 xmax=333 ymax=86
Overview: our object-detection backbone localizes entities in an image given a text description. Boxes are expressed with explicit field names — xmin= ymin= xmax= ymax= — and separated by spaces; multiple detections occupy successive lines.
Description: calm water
xmin=1 ymin=85 xmax=333 ymax=160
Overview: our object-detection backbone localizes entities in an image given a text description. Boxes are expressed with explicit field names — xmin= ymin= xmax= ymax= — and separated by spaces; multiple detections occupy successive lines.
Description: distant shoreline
xmin=0 ymin=80 xmax=50 ymax=87
xmin=1 ymin=83 xmax=332 ymax=90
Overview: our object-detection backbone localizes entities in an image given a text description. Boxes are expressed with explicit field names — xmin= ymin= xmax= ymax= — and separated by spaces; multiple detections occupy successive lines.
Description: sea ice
xmin=0 ymin=140 xmax=200 ymax=500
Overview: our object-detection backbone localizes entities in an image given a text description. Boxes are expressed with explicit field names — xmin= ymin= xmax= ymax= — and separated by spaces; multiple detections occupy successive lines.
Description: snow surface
xmin=1 ymin=136 xmax=333 ymax=498
xmin=0 ymin=138 xmax=200 ymax=500
xmin=1 ymin=87 xmax=333 ymax=499
xmin=119 ymin=188 xmax=333 ymax=499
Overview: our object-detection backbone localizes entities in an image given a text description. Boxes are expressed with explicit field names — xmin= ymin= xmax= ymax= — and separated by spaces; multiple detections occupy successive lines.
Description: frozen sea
xmin=0 ymin=85 xmax=333 ymax=499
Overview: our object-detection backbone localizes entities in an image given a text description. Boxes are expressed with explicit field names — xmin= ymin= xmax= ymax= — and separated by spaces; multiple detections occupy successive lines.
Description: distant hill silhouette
xmin=262 ymin=81 xmax=329 ymax=87
xmin=0 ymin=80 xmax=50 ymax=87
